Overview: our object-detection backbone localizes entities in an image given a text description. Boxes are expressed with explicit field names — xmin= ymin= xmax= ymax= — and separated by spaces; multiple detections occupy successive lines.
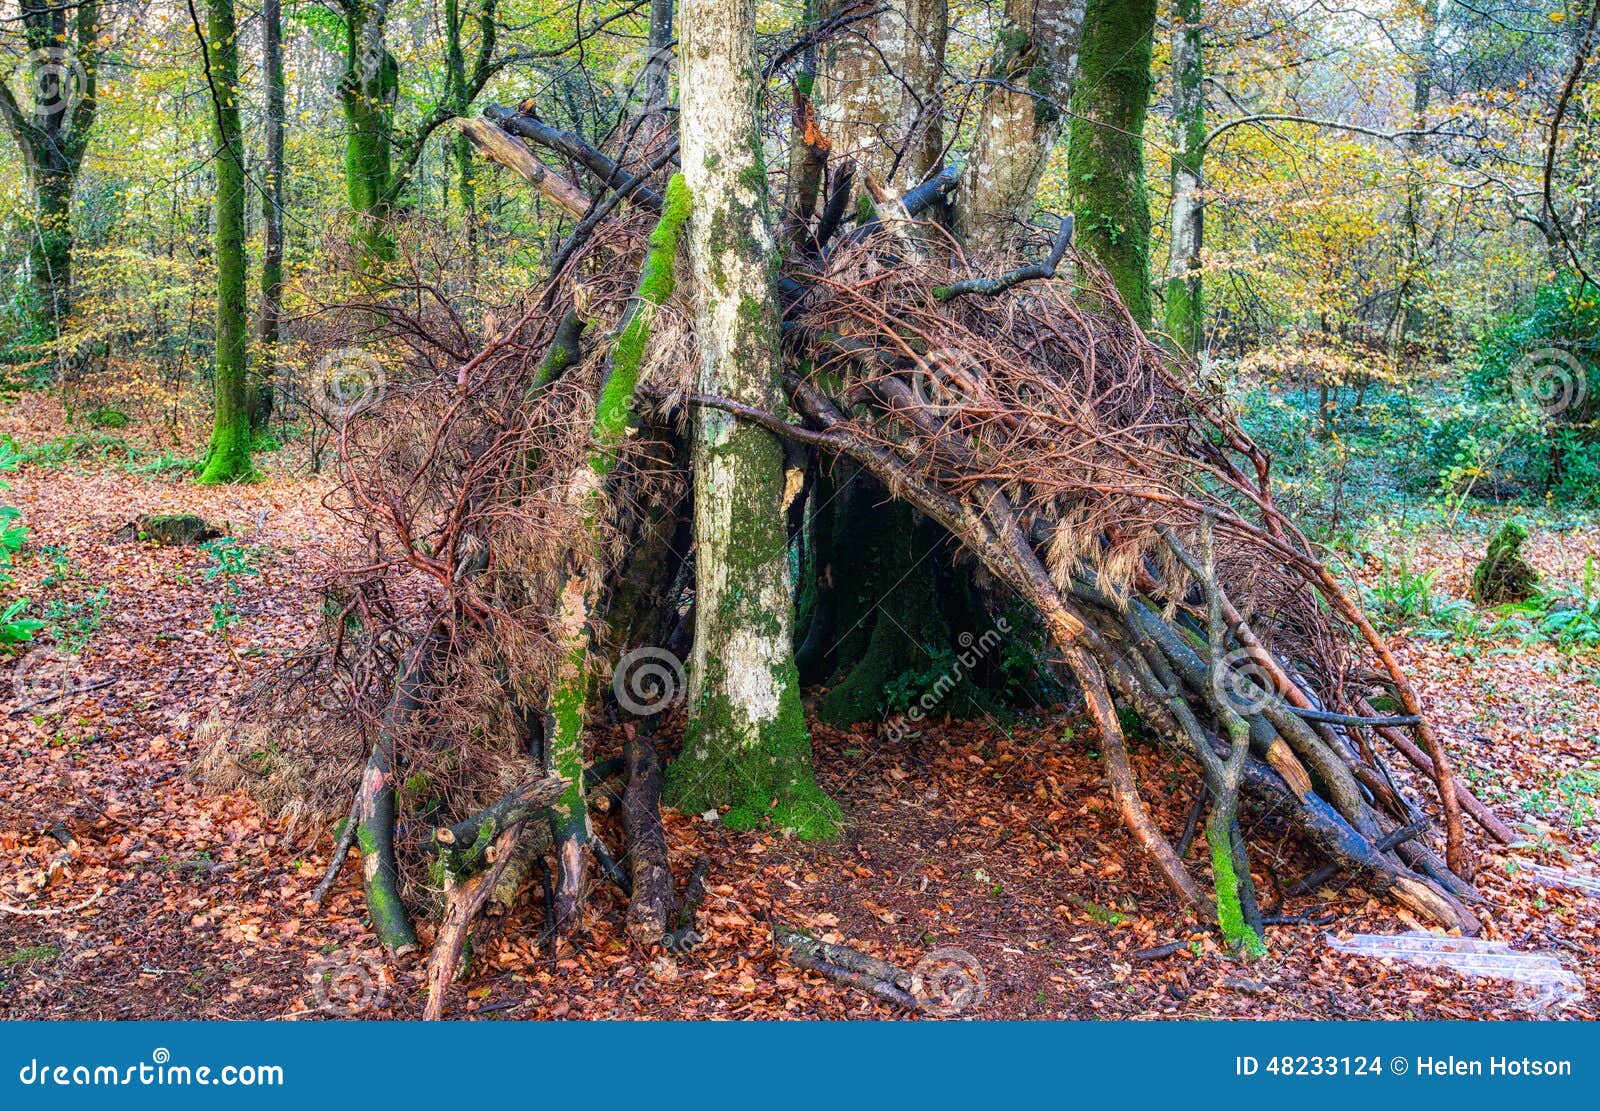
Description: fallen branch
xmin=771 ymin=920 xmax=918 ymax=1010
xmin=623 ymin=737 xmax=672 ymax=944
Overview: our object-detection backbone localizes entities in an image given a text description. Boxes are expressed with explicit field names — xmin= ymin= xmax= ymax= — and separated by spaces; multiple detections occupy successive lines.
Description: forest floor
xmin=1 ymin=392 xmax=1597 ymax=1021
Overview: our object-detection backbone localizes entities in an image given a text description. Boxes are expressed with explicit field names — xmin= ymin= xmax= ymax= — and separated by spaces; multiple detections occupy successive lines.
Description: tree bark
xmin=0 ymin=2 xmax=102 ymax=337
xmin=254 ymin=0 xmax=285 ymax=431
xmin=664 ymin=0 xmax=840 ymax=839
xmin=955 ymin=0 xmax=1085 ymax=252
xmin=540 ymin=175 xmax=692 ymax=930
xmin=815 ymin=0 xmax=947 ymax=190
xmin=1163 ymin=0 xmax=1204 ymax=355
xmin=1067 ymin=0 xmax=1156 ymax=326
xmin=340 ymin=1 xmax=399 ymax=262
xmin=623 ymin=738 xmax=672 ymax=944
xmin=196 ymin=0 xmax=255 ymax=484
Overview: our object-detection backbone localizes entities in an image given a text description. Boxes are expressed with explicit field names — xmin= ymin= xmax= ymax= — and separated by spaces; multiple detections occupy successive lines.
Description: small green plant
xmin=1 ymin=598 xmax=44 ymax=647
xmin=125 ymin=452 xmax=202 ymax=478
xmin=44 ymin=587 xmax=107 ymax=652
xmin=1535 ymin=556 xmax=1600 ymax=651
xmin=1365 ymin=556 xmax=1473 ymax=637
xmin=85 ymin=406 xmax=128 ymax=429
xmin=0 ymin=442 xmax=43 ymax=649
xmin=15 ymin=432 xmax=137 ymax=467
xmin=202 ymin=537 xmax=260 ymax=631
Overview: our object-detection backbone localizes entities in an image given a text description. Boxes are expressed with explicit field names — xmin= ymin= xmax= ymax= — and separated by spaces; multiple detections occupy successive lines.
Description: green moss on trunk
xmin=197 ymin=0 xmax=256 ymax=486
xmin=1068 ymin=0 xmax=1157 ymax=326
xmin=1207 ymin=814 xmax=1265 ymax=957
xmin=540 ymin=175 xmax=691 ymax=917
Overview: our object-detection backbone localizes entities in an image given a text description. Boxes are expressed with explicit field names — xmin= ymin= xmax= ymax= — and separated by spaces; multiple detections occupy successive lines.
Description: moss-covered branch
xmin=541 ymin=173 xmax=691 ymax=928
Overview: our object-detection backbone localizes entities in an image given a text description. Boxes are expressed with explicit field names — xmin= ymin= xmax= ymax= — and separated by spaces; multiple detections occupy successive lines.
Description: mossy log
xmin=111 ymin=514 xmax=223 ymax=546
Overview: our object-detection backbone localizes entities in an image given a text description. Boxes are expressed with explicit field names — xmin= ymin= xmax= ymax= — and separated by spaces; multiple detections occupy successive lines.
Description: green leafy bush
xmin=1469 ymin=273 xmax=1600 ymax=502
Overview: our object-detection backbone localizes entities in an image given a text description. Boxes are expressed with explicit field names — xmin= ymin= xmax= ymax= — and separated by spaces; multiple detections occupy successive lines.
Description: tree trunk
xmin=816 ymin=0 xmax=947 ymax=190
xmin=664 ymin=0 xmax=840 ymax=839
xmin=955 ymin=0 xmax=1084 ymax=252
xmin=1163 ymin=0 xmax=1204 ymax=355
xmin=541 ymin=175 xmax=691 ymax=930
xmin=341 ymin=1 xmax=398 ymax=262
xmin=645 ymin=0 xmax=676 ymax=113
xmin=254 ymin=0 xmax=285 ymax=431
xmin=197 ymin=0 xmax=255 ymax=485
xmin=1387 ymin=0 xmax=1437 ymax=365
xmin=1067 ymin=0 xmax=1156 ymax=326
xmin=31 ymin=165 xmax=74 ymax=330
xmin=0 ymin=2 xmax=101 ymax=339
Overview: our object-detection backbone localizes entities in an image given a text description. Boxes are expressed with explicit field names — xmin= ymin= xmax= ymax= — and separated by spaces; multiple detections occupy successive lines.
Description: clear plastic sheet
xmin=1325 ymin=932 xmax=1585 ymax=1011
xmin=1511 ymin=861 xmax=1600 ymax=898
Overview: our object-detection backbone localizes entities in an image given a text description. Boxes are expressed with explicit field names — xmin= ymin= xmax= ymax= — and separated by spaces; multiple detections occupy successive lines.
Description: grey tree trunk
xmin=255 ymin=0 xmax=285 ymax=428
xmin=664 ymin=0 xmax=840 ymax=839
xmin=1163 ymin=0 xmax=1204 ymax=355
xmin=955 ymin=0 xmax=1085 ymax=252
xmin=816 ymin=0 xmax=948 ymax=190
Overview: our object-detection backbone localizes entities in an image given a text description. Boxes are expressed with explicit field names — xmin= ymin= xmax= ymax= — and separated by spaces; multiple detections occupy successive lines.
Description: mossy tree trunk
xmin=542 ymin=175 xmax=691 ymax=929
xmin=197 ymin=0 xmax=255 ymax=485
xmin=1067 ymin=0 xmax=1156 ymax=326
xmin=340 ymin=1 xmax=400 ymax=263
xmin=1163 ymin=0 xmax=1204 ymax=355
xmin=954 ymin=0 xmax=1085 ymax=252
xmin=0 ymin=2 xmax=102 ymax=339
xmin=818 ymin=498 xmax=954 ymax=726
xmin=253 ymin=0 xmax=285 ymax=431
xmin=665 ymin=0 xmax=839 ymax=840
xmin=338 ymin=0 xmax=498 ymax=267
